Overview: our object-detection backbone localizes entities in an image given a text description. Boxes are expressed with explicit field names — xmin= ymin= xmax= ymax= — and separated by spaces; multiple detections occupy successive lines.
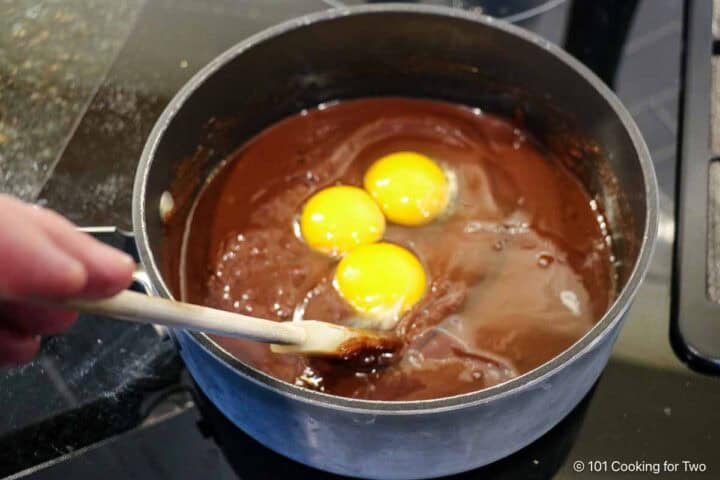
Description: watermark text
xmin=572 ymin=459 xmax=707 ymax=474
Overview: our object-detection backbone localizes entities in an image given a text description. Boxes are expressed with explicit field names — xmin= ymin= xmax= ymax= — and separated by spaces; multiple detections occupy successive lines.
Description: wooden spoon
xmin=62 ymin=290 xmax=401 ymax=360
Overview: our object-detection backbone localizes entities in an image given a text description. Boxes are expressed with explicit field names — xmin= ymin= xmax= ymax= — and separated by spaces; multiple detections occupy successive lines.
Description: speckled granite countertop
xmin=0 ymin=0 xmax=143 ymax=200
xmin=1 ymin=0 xmax=345 ymax=230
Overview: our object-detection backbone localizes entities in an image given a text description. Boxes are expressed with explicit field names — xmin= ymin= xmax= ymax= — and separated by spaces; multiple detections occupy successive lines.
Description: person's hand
xmin=0 ymin=194 xmax=134 ymax=366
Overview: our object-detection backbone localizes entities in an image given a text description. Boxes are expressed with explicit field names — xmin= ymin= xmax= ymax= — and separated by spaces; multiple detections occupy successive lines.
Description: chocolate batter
xmin=172 ymin=98 xmax=614 ymax=401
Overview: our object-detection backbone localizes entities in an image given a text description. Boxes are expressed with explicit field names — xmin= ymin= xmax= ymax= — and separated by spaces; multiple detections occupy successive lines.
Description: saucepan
xmin=130 ymin=5 xmax=657 ymax=479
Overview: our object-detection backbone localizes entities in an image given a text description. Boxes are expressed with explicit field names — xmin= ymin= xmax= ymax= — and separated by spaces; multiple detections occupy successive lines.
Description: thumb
xmin=0 ymin=211 xmax=88 ymax=301
xmin=21 ymin=203 xmax=135 ymax=299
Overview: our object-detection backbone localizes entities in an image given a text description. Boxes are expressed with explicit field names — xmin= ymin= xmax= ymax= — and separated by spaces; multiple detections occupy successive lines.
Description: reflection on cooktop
xmin=23 ymin=376 xmax=592 ymax=480
xmin=192 ymin=381 xmax=591 ymax=480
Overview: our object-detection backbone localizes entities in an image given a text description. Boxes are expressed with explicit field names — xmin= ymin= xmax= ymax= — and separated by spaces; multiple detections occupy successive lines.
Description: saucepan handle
xmin=130 ymin=266 xmax=158 ymax=296
xmin=77 ymin=225 xmax=157 ymax=295
xmin=78 ymin=225 xmax=166 ymax=318
xmin=77 ymin=226 xmax=167 ymax=338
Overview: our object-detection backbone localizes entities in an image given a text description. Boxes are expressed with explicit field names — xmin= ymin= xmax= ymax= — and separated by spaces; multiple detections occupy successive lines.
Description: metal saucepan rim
xmin=132 ymin=3 xmax=659 ymax=414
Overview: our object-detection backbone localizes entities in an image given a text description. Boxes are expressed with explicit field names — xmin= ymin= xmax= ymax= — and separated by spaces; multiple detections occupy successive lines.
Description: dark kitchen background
xmin=1 ymin=0 xmax=719 ymax=478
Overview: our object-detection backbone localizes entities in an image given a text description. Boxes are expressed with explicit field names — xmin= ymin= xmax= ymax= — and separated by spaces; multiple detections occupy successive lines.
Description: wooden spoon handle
xmin=64 ymin=290 xmax=306 ymax=345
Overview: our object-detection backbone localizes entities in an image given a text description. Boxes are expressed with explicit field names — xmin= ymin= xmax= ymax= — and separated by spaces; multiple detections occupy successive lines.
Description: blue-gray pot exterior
xmin=177 ymin=320 xmax=622 ymax=479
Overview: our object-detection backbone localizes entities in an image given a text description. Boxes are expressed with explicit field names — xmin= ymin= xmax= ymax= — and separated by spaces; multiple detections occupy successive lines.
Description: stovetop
xmin=1 ymin=1 xmax=719 ymax=478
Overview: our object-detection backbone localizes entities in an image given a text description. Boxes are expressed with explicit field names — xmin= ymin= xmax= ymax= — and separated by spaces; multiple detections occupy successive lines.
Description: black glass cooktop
xmin=2 ymin=1 xmax=719 ymax=478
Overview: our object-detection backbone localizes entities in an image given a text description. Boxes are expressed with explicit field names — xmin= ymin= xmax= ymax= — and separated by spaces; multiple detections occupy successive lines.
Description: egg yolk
xmin=363 ymin=151 xmax=450 ymax=226
xmin=334 ymin=242 xmax=426 ymax=326
xmin=300 ymin=185 xmax=385 ymax=256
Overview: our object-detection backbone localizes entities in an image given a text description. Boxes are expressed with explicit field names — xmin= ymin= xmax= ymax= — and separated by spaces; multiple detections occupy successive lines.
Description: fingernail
xmin=79 ymin=243 xmax=135 ymax=298
xmin=95 ymin=242 xmax=135 ymax=267
xmin=44 ymin=248 xmax=87 ymax=294
xmin=119 ymin=252 xmax=136 ymax=267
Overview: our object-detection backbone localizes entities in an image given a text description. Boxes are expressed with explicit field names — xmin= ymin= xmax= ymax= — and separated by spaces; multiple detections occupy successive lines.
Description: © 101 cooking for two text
xmin=572 ymin=459 xmax=708 ymax=474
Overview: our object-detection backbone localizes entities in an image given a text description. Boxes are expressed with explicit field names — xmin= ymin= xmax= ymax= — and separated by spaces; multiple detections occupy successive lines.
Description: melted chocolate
xmin=171 ymin=98 xmax=614 ymax=401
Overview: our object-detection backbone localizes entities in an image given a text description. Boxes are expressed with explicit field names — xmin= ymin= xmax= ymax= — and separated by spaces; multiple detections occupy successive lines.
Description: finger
xmin=0 ymin=328 xmax=40 ymax=366
xmin=0 ymin=302 xmax=78 ymax=336
xmin=0 ymin=196 xmax=88 ymax=300
xmin=22 ymin=203 xmax=135 ymax=298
